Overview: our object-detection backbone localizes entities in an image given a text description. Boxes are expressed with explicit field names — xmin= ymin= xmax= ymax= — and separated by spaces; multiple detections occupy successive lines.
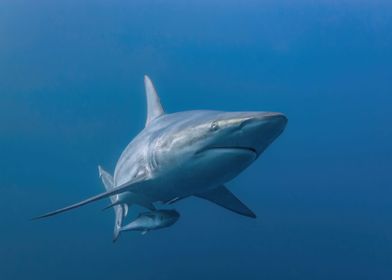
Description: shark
xmin=34 ymin=75 xmax=287 ymax=240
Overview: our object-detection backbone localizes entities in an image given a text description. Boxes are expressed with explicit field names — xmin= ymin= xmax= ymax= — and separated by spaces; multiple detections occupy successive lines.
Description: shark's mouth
xmin=196 ymin=146 xmax=257 ymax=155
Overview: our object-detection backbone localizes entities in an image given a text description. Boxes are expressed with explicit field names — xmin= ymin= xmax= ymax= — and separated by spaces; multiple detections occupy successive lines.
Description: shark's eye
xmin=210 ymin=121 xmax=220 ymax=132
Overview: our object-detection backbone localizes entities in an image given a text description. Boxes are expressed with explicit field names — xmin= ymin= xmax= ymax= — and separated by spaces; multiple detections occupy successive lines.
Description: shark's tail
xmin=98 ymin=166 xmax=125 ymax=242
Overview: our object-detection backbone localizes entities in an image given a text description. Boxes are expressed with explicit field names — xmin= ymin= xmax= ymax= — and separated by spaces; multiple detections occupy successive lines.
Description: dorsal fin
xmin=144 ymin=75 xmax=164 ymax=126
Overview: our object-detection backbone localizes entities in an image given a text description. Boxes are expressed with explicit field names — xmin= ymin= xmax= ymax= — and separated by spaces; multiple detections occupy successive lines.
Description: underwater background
xmin=1 ymin=0 xmax=391 ymax=279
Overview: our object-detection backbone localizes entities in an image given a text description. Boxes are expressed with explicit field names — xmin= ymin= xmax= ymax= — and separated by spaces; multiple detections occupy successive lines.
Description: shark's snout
xmin=258 ymin=112 xmax=288 ymax=132
xmin=234 ymin=111 xmax=287 ymax=155
xmin=249 ymin=112 xmax=287 ymax=124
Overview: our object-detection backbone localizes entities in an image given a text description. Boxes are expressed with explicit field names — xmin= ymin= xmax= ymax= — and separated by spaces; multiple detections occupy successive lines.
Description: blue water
xmin=1 ymin=1 xmax=391 ymax=279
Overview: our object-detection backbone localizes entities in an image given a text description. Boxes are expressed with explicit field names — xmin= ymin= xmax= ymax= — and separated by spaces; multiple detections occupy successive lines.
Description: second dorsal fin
xmin=144 ymin=75 xmax=165 ymax=127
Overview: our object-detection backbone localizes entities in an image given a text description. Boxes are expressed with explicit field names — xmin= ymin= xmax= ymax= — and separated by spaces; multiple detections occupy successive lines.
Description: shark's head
xmin=191 ymin=111 xmax=288 ymax=156
xmin=153 ymin=110 xmax=287 ymax=185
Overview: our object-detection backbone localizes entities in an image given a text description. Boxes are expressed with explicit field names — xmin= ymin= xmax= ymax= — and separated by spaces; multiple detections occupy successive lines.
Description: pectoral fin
xmin=194 ymin=185 xmax=256 ymax=218
xmin=32 ymin=178 xmax=149 ymax=220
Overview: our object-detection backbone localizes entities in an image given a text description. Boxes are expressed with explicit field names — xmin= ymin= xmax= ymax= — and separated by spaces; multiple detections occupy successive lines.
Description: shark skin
xmin=34 ymin=75 xmax=287 ymax=225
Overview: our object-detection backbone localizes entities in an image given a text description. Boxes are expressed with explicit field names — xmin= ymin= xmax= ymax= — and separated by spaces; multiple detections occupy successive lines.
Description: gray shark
xmin=34 ymin=75 xmax=287 ymax=239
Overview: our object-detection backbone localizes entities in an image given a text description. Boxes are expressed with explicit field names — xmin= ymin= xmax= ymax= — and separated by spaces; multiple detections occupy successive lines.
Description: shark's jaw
xmin=190 ymin=145 xmax=258 ymax=186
